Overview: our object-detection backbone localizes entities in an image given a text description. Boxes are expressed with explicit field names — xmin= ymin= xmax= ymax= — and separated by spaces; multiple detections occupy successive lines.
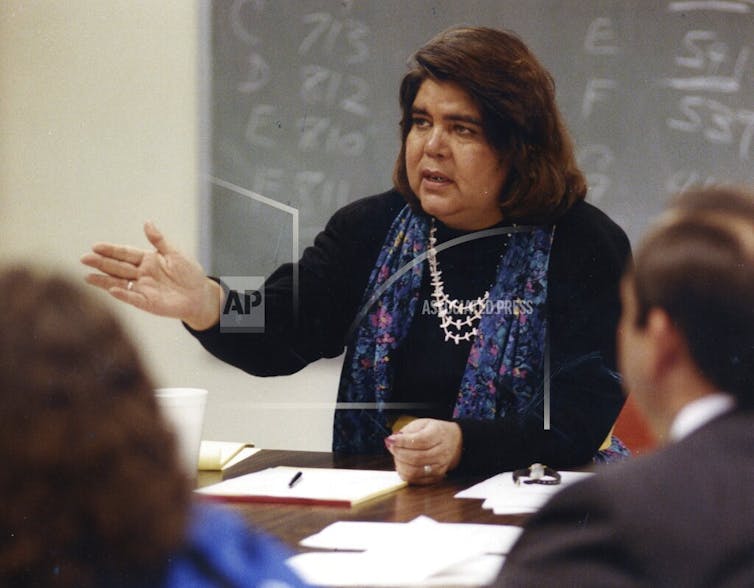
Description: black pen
xmin=288 ymin=471 xmax=303 ymax=488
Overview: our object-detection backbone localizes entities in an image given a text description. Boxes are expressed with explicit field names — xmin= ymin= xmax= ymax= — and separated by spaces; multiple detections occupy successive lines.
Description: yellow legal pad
xmin=198 ymin=440 xmax=258 ymax=471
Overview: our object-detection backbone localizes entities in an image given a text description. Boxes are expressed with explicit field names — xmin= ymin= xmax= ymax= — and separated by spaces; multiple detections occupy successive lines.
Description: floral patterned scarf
xmin=333 ymin=205 xmax=553 ymax=453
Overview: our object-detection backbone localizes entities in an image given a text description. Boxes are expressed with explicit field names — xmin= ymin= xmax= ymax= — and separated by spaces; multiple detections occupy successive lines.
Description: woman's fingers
xmin=84 ymin=272 xmax=130 ymax=292
xmin=80 ymin=252 xmax=140 ymax=280
xmin=81 ymin=225 xmax=208 ymax=321
xmin=393 ymin=455 xmax=446 ymax=485
xmin=386 ymin=434 xmax=440 ymax=461
xmin=107 ymin=283 xmax=151 ymax=311
xmin=387 ymin=436 xmax=445 ymax=484
xmin=386 ymin=419 xmax=463 ymax=484
xmin=89 ymin=242 xmax=146 ymax=265
xmin=85 ymin=271 xmax=158 ymax=313
xmin=143 ymin=221 xmax=175 ymax=255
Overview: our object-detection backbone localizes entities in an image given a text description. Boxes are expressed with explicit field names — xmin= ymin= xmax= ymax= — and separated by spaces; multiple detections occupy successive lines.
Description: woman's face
xmin=405 ymin=78 xmax=508 ymax=231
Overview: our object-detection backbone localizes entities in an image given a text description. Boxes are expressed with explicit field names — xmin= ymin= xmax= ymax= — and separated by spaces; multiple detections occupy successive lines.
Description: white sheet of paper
xmin=300 ymin=515 xmax=523 ymax=554
xmin=456 ymin=470 xmax=593 ymax=500
xmin=482 ymin=494 xmax=549 ymax=515
xmin=291 ymin=516 xmax=507 ymax=586
xmin=363 ymin=522 xmax=491 ymax=584
xmin=455 ymin=470 xmax=594 ymax=514
xmin=287 ymin=551 xmax=504 ymax=587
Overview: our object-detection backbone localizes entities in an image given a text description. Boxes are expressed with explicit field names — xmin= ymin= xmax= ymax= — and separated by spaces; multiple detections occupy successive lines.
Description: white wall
xmin=0 ymin=1 xmax=338 ymax=451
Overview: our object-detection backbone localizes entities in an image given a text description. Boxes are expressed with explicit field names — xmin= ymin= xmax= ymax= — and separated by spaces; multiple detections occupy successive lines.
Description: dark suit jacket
xmin=497 ymin=410 xmax=754 ymax=587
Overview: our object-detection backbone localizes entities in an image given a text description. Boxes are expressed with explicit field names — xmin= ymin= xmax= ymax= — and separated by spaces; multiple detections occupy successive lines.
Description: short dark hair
xmin=393 ymin=26 xmax=586 ymax=223
xmin=0 ymin=267 xmax=190 ymax=587
xmin=629 ymin=186 xmax=754 ymax=407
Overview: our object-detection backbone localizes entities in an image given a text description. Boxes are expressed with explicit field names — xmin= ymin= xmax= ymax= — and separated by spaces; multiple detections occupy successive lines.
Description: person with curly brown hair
xmin=0 ymin=267 xmax=306 ymax=587
xmin=83 ymin=26 xmax=631 ymax=484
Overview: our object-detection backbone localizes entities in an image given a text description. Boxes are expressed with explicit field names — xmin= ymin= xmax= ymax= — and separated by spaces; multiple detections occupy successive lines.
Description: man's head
xmin=618 ymin=186 xmax=754 ymax=435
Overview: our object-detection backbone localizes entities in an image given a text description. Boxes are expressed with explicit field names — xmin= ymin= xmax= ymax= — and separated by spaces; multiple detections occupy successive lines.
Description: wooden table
xmin=197 ymin=449 xmax=529 ymax=550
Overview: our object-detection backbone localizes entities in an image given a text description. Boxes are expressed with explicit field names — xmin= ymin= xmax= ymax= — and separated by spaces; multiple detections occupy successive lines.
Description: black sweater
xmin=189 ymin=189 xmax=632 ymax=474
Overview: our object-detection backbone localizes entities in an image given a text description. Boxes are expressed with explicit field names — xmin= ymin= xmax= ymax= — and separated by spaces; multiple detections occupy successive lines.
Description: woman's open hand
xmin=81 ymin=222 xmax=221 ymax=330
xmin=384 ymin=418 xmax=463 ymax=485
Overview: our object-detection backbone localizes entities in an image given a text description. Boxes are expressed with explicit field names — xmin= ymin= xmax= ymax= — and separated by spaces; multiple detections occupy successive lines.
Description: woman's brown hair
xmin=0 ymin=267 xmax=190 ymax=587
xmin=393 ymin=26 xmax=587 ymax=223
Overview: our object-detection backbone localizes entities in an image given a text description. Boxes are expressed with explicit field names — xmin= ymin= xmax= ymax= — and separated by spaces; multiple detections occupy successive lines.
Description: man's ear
xmin=644 ymin=308 xmax=686 ymax=377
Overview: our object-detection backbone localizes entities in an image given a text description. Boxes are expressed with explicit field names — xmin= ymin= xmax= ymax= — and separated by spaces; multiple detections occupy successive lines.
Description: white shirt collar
xmin=669 ymin=393 xmax=736 ymax=442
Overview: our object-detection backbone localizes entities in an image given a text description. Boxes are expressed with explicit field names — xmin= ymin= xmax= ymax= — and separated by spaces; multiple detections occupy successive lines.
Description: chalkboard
xmin=203 ymin=0 xmax=754 ymax=279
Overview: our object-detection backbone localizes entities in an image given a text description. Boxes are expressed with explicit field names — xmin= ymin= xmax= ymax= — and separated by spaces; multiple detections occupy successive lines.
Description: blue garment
xmin=334 ymin=204 xmax=555 ymax=453
xmin=163 ymin=502 xmax=307 ymax=588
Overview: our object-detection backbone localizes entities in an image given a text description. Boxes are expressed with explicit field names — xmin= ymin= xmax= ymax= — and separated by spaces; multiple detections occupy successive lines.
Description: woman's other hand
xmin=385 ymin=418 xmax=463 ymax=485
xmin=81 ymin=221 xmax=222 ymax=330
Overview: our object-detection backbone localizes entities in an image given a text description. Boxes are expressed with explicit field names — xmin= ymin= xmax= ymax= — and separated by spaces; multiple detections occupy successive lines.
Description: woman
xmin=82 ymin=26 xmax=630 ymax=484
xmin=0 ymin=267 xmax=305 ymax=587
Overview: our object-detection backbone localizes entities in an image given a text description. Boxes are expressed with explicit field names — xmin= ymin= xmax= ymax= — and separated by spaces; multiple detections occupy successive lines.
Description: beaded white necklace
xmin=428 ymin=219 xmax=509 ymax=345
